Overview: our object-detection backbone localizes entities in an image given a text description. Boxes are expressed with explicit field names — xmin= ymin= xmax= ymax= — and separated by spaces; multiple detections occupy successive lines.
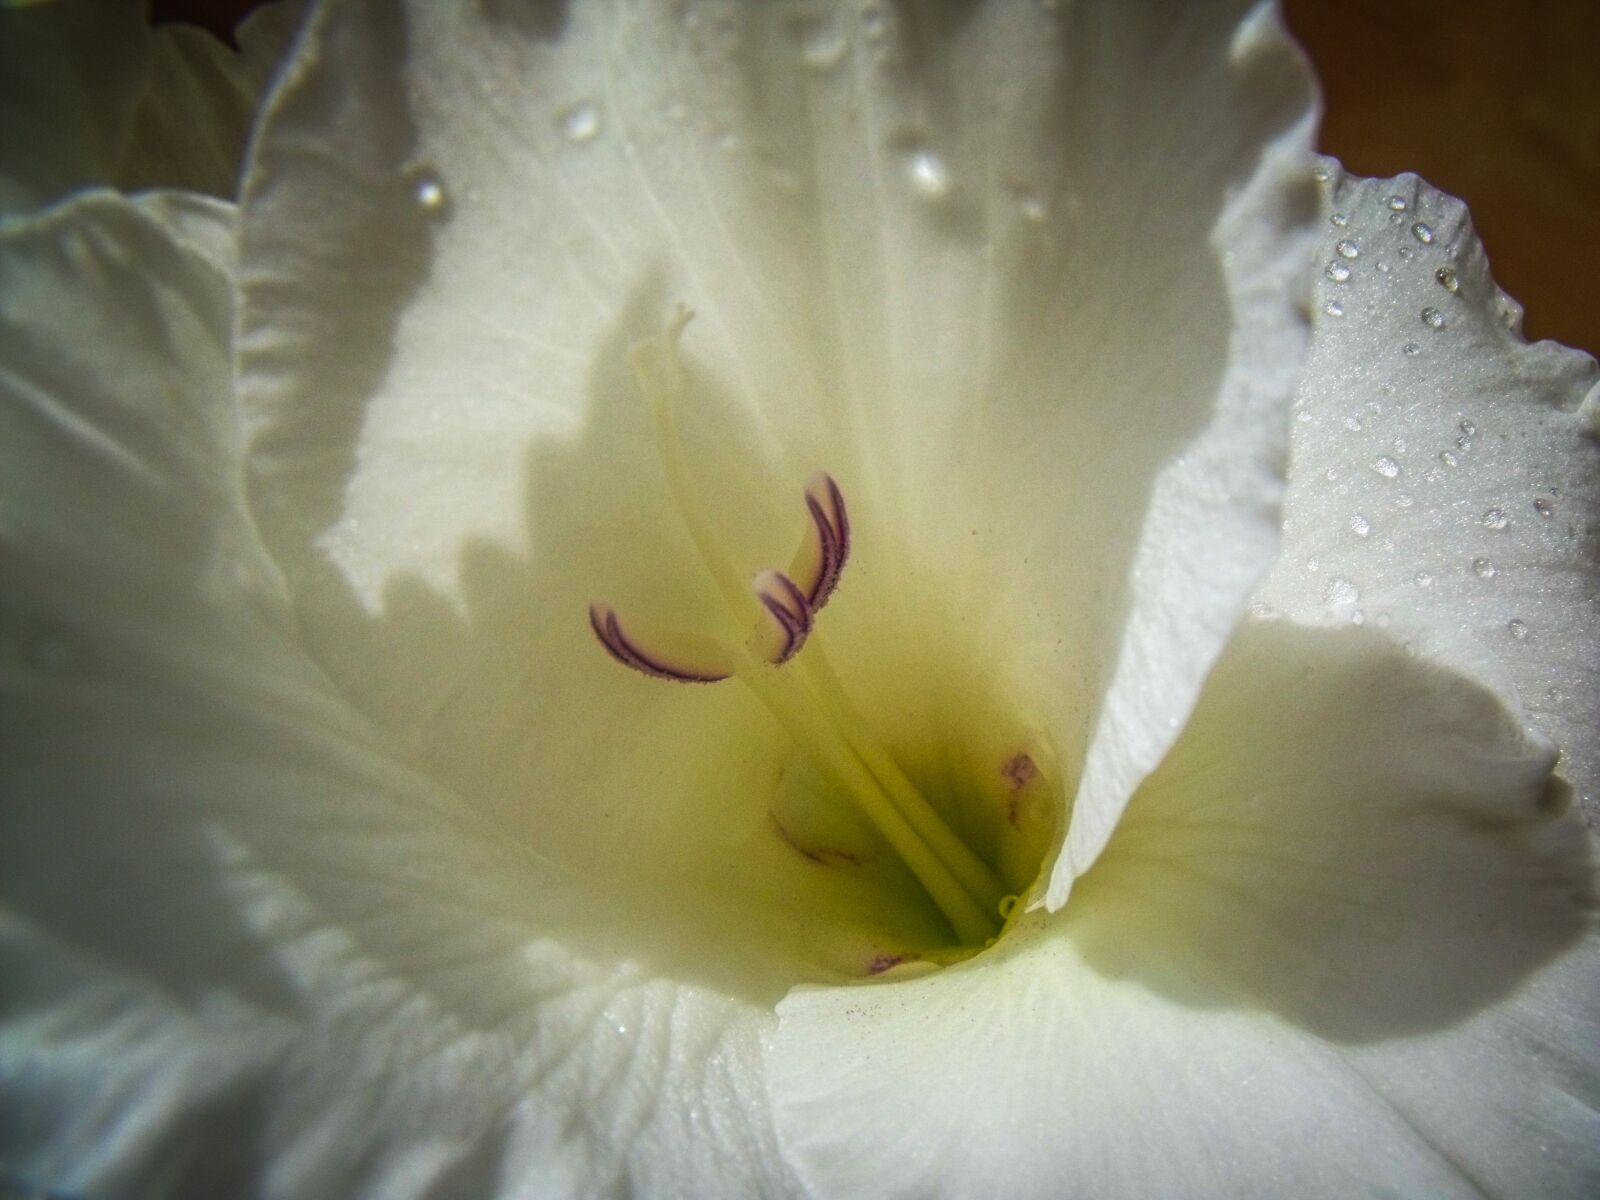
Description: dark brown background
xmin=153 ymin=0 xmax=1600 ymax=352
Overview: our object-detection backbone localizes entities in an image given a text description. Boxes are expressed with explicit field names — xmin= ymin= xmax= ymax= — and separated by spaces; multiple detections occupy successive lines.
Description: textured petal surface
xmin=0 ymin=0 xmax=148 ymax=211
xmin=1261 ymin=164 xmax=1600 ymax=820
xmin=117 ymin=0 xmax=311 ymax=198
xmin=238 ymin=0 xmax=1318 ymax=946
xmin=0 ymin=0 xmax=305 ymax=212
xmin=0 ymin=193 xmax=797 ymax=1200
xmin=769 ymin=619 xmax=1598 ymax=1199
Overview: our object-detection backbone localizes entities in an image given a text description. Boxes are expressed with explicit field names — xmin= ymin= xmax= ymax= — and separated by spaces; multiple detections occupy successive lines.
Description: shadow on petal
xmin=1071 ymin=618 xmax=1596 ymax=1043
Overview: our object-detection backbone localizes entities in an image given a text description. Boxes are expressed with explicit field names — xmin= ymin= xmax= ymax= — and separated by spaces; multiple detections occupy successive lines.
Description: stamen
xmin=588 ymin=603 xmax=731 ymax=683
xmin=752 ymin=569 xmax=814 ymax=664
xmin=789 ymin=472 xmax=851 ymax=610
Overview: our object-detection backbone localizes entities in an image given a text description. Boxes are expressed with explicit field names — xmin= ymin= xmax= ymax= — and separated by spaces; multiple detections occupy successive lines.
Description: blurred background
xmin=152 ymin=0 xmax=1599 ymax=352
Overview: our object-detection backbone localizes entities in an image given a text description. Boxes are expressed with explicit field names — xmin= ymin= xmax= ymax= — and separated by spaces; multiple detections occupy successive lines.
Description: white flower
xmin=2 ymin=2 xmax=1596 ymax=1198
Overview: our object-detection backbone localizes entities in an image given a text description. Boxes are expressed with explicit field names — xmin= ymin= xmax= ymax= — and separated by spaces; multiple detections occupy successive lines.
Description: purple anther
xmin=754 ymin=569 xmax=814 ymax=664
xmin=802 ymin=473 xmax=850 ymax=609
xmin=588 ymin=603 xmax=730 ymax=683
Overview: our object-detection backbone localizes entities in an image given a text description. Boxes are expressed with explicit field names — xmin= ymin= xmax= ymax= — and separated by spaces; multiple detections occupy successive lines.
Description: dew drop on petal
xmin=1325 ymin=260 xmax=1352 ymax=283
xmin=1403 ymin=342 xmax=1421 ymax=356
xmin=1335 ymin=238 xmax=1360 ymax=260
xmin=1440 ymin=450 xmax=1459 ymax=468
xmin=1414 ymin=570 xmax=1433 ymax=588
xmin=1342 ymin=413 xmax=1364 ymax=432
xmin=1312 ymin=162 xmax=1332 ymax=183
xmin=1372 ymin=455 xmax=1401 ymax=479
xmin=1305 ymin=555 xmax=1320 ymax=573
xmin=1481 ymin=508 xmax=1510 ymax=531
xmin=1459 ymin=419 xmax=1476 ymax=437
xmin=1421 ymin=306 xmax=1446 ymax=330
xmin=1435 ymin=265 xmax=1460 ymax=293
xmin=1323 ymin=576 xmax=1360 ymax=607
xmin=1534 ymin=497 xmax=1554 ymax=518
xmin=1350 ymin=513 xmax=1372 ymax=538
xmin=1350 ymin=609 xmax=1366 ymax=626
xmin=1472 ymin=557 xmax=1497 ymax=579
xmin=409 ymin=167 xmax=448 ymax=215
xmin=1411 ymin=221 xmax=1435 ymax=244
xmin=1330 ymin=211 xmax=1349 ymax=227
xmin=1323 ymin=300 xmax=1345 ymax=318
xmin=1508 ymin=618 xmax=1530 ymax=641
xmin=905 ymin=149 xmax=951 ymax=200
xmin=798 ymin=16 xmax=848 ymax=69
xmin=560 ymin=102 xmax=601 ymax=142
xmin=1017 ymin=192 xmax=1048 ymax=223
xmin=1387 ymin=194 xmax=1409 ymax=212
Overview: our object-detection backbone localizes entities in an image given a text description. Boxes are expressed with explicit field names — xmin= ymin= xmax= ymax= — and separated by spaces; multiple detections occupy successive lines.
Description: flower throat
xmin=590 ymin=308 xmax=1046 ymax=955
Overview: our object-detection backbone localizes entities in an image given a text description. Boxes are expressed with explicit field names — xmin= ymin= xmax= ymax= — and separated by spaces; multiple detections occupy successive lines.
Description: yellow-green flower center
xmin=591 ymin=309 xmax=1060 ymax=967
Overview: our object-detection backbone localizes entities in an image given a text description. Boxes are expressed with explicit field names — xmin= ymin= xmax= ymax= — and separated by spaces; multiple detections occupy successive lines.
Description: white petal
xmin=769 ymin=620 xmax=1596 ymax=1199
xmin=0 ymin=0 xmax=149 ymax=212
xmin=1261 ymin=163 xmax=1600 ymax=818
xmin=0 ymin=193 xmax=799 ymax=1199
xmin=116 ymin=0 xmax=312 ymax=198
xmin=237 ymin=0 xmax=1317 ymax=924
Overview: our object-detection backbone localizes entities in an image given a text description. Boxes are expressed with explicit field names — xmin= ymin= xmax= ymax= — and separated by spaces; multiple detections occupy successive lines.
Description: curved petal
xmin=0 ymin=0 xmax=306 ymax=214
xmin=768 ymin=620 xmax=1597 ymax=1199
xmin=0 ymin=0 xmax=148 ymax=212
xmin=237 ymin=0 xmax=1318 ymax=936
xmin=1260 ymin=163 xmax=1600 ymax=819
xmin=0 ymin=193 xmax=800 ymax=1200
xmin=116 ymin=0 xmax=312 ymax=198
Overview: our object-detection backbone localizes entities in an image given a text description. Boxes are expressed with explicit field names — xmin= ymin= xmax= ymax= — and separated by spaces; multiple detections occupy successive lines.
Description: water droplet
xmin=1414 ymin=570 xmax=1433 ymax=588
xmin=1411 ymin=221 xmax=1434 ymax=244
xmin=799 ymin=17 xmax=848 ymax=69
xmin=560 ymin=102 xmax=601 ymax=142
xmin=905 ymin=149 xmax=951 ymax=200
xmin=1323 ymin=300 xmax=1345 ymax=318
xmin=1325 ymin=260 xmax=1352 ymax=283
xmin=1323 ymin=576 xmax=1359 ymax=607
xmin=1312 ymin=163 xmax=1332 ymax=183
xmin=1350 ymin=513 xmax=1372 ymax=537
xmin=1330 ymin=211 xmax=1349 ymax=227
xmin=1395 ymin=492 xmax=1415 ymax=509
xmin=1472 ymin=557 xmax=1496 ymax=578
xmin=1372 ymin=455 xmax=1401 ymax=479
xmin=1481 ymin=508 xmax=1509 ymax=531
xmin=1458 ymin=419 xmax=1476 ymax=437
xmin=1335 ymin=238 xmax=1360 ymax=260
xmin=1305 ymin=555 xmax=1321 ymax=573
xmin=409 ymin=168 xmax=448 ymax=215
xmin=1439 ymin=450 xmax=1459 ymax=468
xmin=1435 ymin=265 xmax=1459 ymax=293
xmin=1420 ymin=306 xmax=1445 ymax=330
xmin=1376 ymin=260 xmax=1391 ymax=274
xmin=1387 ymin=194 xmax=1409 ymax=212
xmin=1017 ymin=192 xmax=1048 ymax=223
xmin=1507 ymin=618 xmax=1530 ymax=641
xmin=1534 ymin=497 xmax=1554 ymax=518
xmin=1455 ymin=435 xmax=1473 ymax=452
xmin=1342 ymin=414 xmax=1364 ymax=432
xmin=1350 ymin=609 xmax=1366 ymax=626
xmin=1402 ymin=342 xmax=1420 ymax=356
